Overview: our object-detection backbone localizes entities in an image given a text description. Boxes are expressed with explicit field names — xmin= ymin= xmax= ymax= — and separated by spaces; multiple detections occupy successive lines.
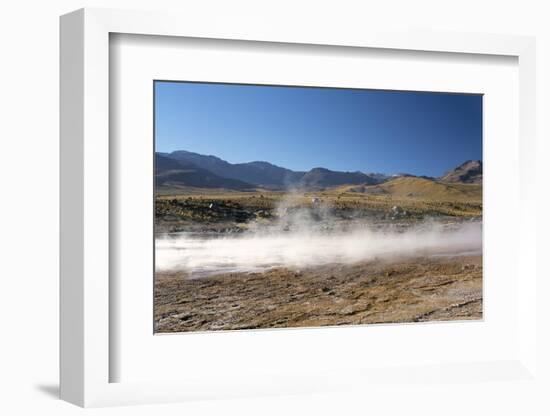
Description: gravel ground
xmin=154 ymin=254 xmax=482 ymax=333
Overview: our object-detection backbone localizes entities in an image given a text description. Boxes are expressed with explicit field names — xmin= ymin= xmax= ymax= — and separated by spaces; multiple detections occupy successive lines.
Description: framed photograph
xmin=153 ymin=81 xmax=484 ymax=333
xmin=60 ymin=8 xmax=538 ymax=407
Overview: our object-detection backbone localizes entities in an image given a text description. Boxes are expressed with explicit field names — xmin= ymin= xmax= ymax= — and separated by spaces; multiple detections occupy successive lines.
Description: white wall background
xmin=0 ymin=1 xmax=548 ymax=415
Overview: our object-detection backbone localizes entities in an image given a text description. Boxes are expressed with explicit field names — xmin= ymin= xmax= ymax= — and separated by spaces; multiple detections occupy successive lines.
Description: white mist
xmin=155 ymin=221 xmax=482 ymax=277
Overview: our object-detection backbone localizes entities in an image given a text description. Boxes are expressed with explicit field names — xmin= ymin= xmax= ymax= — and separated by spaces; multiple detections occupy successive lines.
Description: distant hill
xmin=392 ymin=173 xmax=435 ymax=181
xmin=155 ymin=154 xmax=254 ymax=190
xmin=366 ymin=173 xmax=391 ymax=183
xmin=440 ymin=160 xmax=482 ymax=184
xmin=299 ymin=167 xmax=378 ymax=189
xmin=161 ymin=150 xmax=387 ymax=189
xmin=339 ymin=176 xmax=481 ymax=202
xmin=155 ymin=153 xmax=192 ymax=172
xmin=165 ymin=150 xmax=304 ymax=188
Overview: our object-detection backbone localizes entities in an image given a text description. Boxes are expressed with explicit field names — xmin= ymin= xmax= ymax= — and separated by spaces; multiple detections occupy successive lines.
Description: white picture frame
xmin=60 ymin=7 xmax=538 ymax=408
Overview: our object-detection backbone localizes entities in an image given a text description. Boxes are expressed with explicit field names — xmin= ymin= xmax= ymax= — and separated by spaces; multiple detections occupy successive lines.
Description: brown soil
xmin=154 ymin=255 xmax=482 ymax=333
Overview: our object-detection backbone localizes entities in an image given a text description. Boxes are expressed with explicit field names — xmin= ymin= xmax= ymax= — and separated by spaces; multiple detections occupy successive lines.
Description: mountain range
xmin=155 ymin=150 xmax=482 ymax=190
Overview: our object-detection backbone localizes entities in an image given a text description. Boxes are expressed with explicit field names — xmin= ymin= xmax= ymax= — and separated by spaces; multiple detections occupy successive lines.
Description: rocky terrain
xmin=155 ymin=179 xmax=481 ymax=234
xmin=155 ymin=254 xmax=482 ymax=332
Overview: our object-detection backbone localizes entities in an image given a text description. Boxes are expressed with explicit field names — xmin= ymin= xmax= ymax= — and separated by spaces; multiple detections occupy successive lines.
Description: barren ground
xmin=154 ymin=254 xmax=482 ymax=333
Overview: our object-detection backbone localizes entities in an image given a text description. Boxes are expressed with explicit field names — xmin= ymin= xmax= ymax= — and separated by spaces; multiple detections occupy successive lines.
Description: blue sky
xmin=155 ymin=81 xmax=482 ymax=177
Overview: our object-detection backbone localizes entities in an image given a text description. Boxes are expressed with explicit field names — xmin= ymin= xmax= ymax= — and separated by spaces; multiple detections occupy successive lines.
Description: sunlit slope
xmin=337 ymin=177 xmax=481 ymax=202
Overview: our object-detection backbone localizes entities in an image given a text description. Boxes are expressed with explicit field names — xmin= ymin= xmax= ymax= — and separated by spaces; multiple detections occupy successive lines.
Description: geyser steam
xmin=155 ymin=221 xmax=482 ymax=277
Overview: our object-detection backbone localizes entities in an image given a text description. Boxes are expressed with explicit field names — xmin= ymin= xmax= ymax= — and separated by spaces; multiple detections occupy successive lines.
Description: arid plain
xmin=154 ymin=156 xmax=482 ymax=333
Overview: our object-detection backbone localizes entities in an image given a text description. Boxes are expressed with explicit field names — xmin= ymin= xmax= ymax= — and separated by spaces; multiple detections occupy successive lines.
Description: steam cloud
xmin=155 ymin=219 xmax=482 ymax=278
